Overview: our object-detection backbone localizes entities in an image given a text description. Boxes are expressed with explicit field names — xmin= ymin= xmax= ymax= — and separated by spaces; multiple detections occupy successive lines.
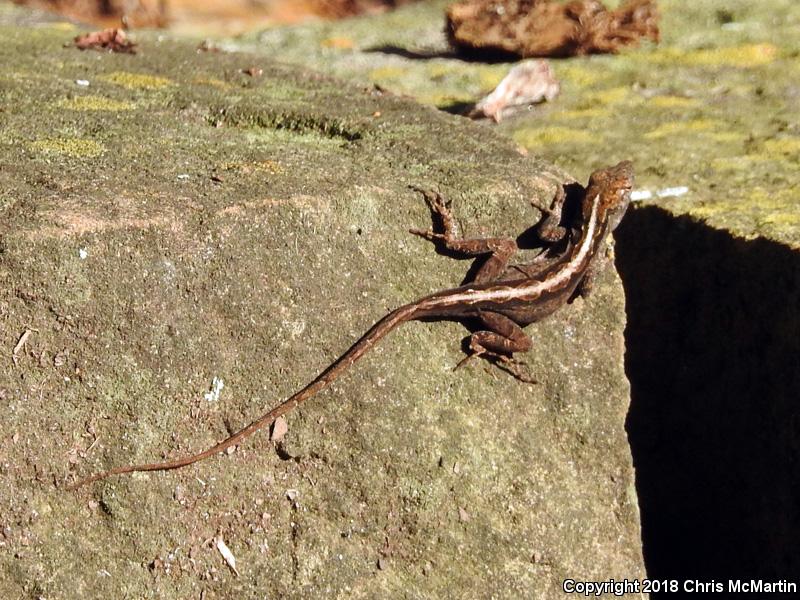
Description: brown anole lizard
xmin=67 ymin=161 xmax=633 ymax=490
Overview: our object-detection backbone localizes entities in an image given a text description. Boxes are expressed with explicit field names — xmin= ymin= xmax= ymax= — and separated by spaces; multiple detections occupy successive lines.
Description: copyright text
xmin=562 ymin=578 xmax=797 ymax=595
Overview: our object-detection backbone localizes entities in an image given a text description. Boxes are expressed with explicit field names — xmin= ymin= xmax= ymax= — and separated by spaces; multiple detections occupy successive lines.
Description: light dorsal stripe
xmin=422 ymin=194 xmax=601 ymax=308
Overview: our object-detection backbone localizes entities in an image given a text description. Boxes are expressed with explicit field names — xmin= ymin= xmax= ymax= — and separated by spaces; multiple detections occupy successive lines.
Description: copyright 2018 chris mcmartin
xmin=562 ymin=578 xmax=797 ymax=595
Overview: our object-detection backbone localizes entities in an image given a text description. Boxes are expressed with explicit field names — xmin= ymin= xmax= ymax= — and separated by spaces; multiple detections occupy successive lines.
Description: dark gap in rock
xmin=615 ymin=205 xmax=800 ymax=587
xmin=363 ymin=44 xmax=518 ymax=63
xmin=437 ymin=100 xmax=475 ymax=116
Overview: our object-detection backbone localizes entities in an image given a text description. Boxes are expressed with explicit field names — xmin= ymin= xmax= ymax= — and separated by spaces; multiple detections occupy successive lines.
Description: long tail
xmin=66 ymin=303 xmax=420 ymax=490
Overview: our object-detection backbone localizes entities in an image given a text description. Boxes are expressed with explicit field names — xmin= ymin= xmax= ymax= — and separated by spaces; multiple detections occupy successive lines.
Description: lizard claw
xmin=496 ymin=356 xmax=538 ymax=384
xmin=454 ymin=351 xmax=481 ymax=372
xmin=412 ymin=188 xmax=451 ymax=212
xmin=429 ymin=193 xmax=451 ymax=212
xmin=457 ymin=348 xmax=537 ymax=384
xmin=455 ymin=335 xmax=499 ymax=371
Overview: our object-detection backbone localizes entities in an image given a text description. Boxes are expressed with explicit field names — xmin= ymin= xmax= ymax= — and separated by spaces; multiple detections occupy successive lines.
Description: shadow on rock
xmin=615 ymin=205 xmax=800 ymax=588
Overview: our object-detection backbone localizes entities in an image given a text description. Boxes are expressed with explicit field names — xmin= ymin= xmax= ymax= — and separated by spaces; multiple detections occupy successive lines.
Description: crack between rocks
xmin=615 ymin=204 xmax=800 ymax=584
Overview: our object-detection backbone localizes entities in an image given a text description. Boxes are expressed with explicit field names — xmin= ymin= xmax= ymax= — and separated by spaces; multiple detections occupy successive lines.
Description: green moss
xmin=242 ymin=124 xmax=348 ymax=148
xmin=642 ymin=119 xmax=724 ymax=139
xmin=220 ymin=159 xmax=284 ymax=175
xmin=191 ymin=76 xmax=231 ymax=89
xmin=415 ymin=90 xmax=474 ymax=107
xmin=475 ymin=65 xmax=510 ymax=91
xmin=685 ymin=187 xmax=800 ymax=235
xmin=554 ymin=63 xmax=610 ymax=87
xmin=44 ymin=21 xmax=76 ymax=32
xmin=710 ymin=155 xmax=772 ymax=171
xmin=708 ymin=131 xmax=747 ymax=143
xmin=513 ymin=126 xmax=593 ymax=148
xmin=368 ymin=65 xmax=407 ymax=83
xmin=746 ymin=188 xmax=799 ymax=213
xmin=585 ymin=86 xmax=633 ymax=106
xmin=56 ymin=95 xmax=136 ymax=111
xmin=425 ymin=62 xmax=457 ymax=79
xmin=762 ymin=137 xmax=800 ymax=157
xmin=647 ymin=95 xmax=699 ymax=109
xmin=551 ymin=107 xmax=610 ymax=120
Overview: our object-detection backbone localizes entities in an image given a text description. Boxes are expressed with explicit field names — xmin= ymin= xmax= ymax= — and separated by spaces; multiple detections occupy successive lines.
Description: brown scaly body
xmin=66 ymin=161 xmax=633 ymax=490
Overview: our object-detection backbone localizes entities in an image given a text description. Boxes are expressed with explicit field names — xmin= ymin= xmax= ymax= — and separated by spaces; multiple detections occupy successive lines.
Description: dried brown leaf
xmin=270 ymin=416 xmax=288 ymax=442
xmin=470 ymin=59 xmax=559 ymax=122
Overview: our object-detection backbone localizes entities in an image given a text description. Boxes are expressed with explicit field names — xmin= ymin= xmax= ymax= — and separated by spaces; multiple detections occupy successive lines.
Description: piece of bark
xmin=469 ymin=59 xmax=559 ymax=122
xmin=446 ymin=0 xmax=659 ymax=59
xmin=74 ymin=28 xmax=137 ymax=54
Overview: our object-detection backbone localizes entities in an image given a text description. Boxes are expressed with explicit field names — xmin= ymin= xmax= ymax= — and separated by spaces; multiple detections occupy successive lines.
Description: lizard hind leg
xmin=456 ymin=310 xmax=537 ymax=383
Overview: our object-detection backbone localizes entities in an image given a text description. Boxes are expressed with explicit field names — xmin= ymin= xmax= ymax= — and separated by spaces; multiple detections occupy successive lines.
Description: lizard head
xmin=584 ymin=160 xmax=633 ymax=233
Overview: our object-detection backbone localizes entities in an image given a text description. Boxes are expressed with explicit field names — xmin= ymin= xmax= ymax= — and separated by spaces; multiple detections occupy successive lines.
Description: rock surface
xmin=0 ymin=5 xmax=642 ymax=598
xmin=189 ymin=0 xmax=800 ymax=585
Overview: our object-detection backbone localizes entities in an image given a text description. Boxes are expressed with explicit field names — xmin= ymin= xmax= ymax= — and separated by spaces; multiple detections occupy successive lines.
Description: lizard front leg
xmin=533 ymin=184 xmax=569 ymax=243
xmin=410 ymin=188 xmax=546 ymax=382
xmin=410 ymin=189 xmax=519 ymax=284
xmin=410 ymin=186 xmax=570 ymax=283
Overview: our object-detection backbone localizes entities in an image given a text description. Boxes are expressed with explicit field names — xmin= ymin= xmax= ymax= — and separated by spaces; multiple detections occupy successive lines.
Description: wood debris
xmin=197 ymin=40 xmax=222 ymax=53
xmin=470 ymin=59 xmax=559 ymax=122
xmin=74 ymin=29 xmax=137 ymax=54
xmin=215 ymin=537 xmax=240 ymax=576
xmin=446 ymin=0 xmax=659 ymax=59
xmin=242 ymin=66 xmax=263 ymax=78
xmin=12 ymin=328 xmax=36 ymax=366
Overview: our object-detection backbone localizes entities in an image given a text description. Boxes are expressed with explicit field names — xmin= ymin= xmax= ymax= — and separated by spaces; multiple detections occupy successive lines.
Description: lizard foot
xmin=411 ymin=187 xmax=459 ymax=244
xmin=454 ymin=350 xmax=537 ymax=384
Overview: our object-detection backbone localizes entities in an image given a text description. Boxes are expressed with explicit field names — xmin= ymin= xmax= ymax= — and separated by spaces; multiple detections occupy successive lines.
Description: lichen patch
xmin=643 ymin=119 xmax=725 ymax=140
xmin=647 ymin=95 xmax=698 ymax=109
xmin=29 ymin=137 xmax=105 ymax=158
xmin=513 ymin=126 xmax=593 ymax=148
xmin=56 ymin=95 xmax=136 ymax=111
xmin=99 ymin=71 xmax=174 ymax=90
xmin=643 ymin=43 xmax=779 ymax=68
